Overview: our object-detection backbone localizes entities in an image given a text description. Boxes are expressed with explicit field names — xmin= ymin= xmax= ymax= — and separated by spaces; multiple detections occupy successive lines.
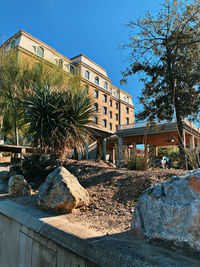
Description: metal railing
xmin=183 ymin=119 xmax=200 ymax=133
xmin=119 ymin=118 xmax=200 ymax=132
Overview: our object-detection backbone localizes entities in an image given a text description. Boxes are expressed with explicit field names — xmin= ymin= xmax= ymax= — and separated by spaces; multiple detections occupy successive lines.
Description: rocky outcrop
xmin=132 ymin=169 xmax=200 ymax=252
xmin=38 ymin=167 xmax=89 ymax=212
xmin=8 ymin=175 xmax=31 ymax=196
xmin=0 ymin=180 xmax=8 ymax=193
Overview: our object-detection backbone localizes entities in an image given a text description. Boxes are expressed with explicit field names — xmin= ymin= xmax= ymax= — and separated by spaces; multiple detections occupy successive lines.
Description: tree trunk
xmin=175 ymin=109 xmax=187 ymax=169
xmin=14 ymin=117 xmax=19 ymax=146
xmin=74 ymin=147 xmax=79 ymax=160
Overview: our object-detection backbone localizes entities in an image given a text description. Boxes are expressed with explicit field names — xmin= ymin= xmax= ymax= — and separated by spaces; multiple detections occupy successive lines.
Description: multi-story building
xmin=0 ymin=30 xmax=135 ymax=160
xmin=71 ymin=54 xmax=134 ymax=133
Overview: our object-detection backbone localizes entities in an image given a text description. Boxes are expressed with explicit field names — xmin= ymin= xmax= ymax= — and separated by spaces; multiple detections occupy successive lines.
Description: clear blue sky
xmin=0 ymin=0 xmax=162 ymax=114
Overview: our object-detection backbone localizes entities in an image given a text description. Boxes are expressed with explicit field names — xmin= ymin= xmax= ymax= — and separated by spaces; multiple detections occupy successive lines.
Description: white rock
xmin=132 ymin=169 xmax=200 ymax=252
xmin=8 ymin=175 xmax=31 ymax=196
xmin=38 ymin=167 xmax=89 ymax=212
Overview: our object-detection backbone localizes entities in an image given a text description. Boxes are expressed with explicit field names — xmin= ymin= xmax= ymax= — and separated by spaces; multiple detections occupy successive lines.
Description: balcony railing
xmin=119 ymin=118 xmax=200 ymax=132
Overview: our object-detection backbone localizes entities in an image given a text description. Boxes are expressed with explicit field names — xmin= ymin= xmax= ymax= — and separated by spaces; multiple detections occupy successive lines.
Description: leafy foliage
xmin=22 ymin=83 xmax=95 ymax=160
xmin=0 ymin=51 xmax=66 ymax=145
xmin=121 ymin=0 xmax=200 ymax=168
xmin=186 ymin=148 xmax=200 ymax=170
xmin=0 ymin=51 xmax=24 ymax=145
xmin=11 ymin=155 xmax=61 ymax=188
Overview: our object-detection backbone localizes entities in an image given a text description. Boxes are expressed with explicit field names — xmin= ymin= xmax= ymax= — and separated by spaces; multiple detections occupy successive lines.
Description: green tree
xmin=0 ymin=51 xmax=66 ymax=145
xmin=22 ymin=82 xmax=95 ymax=160
xmin=121 ymin=0 xmax=200 ymax=168
xmin=0 ymin=51 xmax=23 ymax=145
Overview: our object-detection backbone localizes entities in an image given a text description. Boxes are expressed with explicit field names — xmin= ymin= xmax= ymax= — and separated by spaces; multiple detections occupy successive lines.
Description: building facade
xmin=1 ymin=30 xmax=135 ymax=135
xmin=1 ymin=30 xmax=136 ymax=161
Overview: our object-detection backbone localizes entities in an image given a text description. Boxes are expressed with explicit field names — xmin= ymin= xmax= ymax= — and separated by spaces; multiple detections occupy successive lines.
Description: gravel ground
xmin=7 ymin=160 xmax=187 ymax=235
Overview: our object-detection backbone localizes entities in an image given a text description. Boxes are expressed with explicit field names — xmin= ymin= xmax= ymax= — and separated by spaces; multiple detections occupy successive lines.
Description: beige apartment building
xmin=1 ymin=30 xmax=135 ymax=160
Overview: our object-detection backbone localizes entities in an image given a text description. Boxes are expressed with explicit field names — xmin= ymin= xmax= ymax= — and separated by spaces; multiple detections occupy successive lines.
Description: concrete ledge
xmin=1 ymin=199 xmax=200 ymax=267
xmin=0 ymin=200 xmax=45 ymax=232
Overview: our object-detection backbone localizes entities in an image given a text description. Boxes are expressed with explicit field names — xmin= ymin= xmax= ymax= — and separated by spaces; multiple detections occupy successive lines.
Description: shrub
xmin=22 ymin=83 xmax=95 ymax=160
xmin=126 ymin=155 xmax=148 ymax=171
xmin=16 ymin=155 xmax=61 ymax=189
xmin=185 ymin=148 xmax=200 ymax=170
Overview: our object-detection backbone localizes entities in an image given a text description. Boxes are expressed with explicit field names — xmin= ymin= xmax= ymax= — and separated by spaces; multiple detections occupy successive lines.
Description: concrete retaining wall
xmin=0 ymin=201 xmax=98 ymax=267
xmin=1 ymin=199 xmax=200 ymax=267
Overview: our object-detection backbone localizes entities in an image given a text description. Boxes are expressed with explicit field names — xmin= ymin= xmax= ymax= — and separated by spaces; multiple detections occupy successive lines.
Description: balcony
xmin=119 ymin=119 xmax=200 ymax=135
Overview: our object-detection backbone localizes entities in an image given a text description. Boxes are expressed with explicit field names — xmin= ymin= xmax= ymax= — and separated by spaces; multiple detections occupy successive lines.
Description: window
xmin=110 ymin=88 xmax=112 ymax=94
xmin=94 ymin=117 xmax=98 ymax=124
xmin=103 ymin=119 xmax=107 ymax=127
xmin=37 ymin=46 xmax=44 ymax=58
xmin=32 ymin=45 xmax=36 ymax=52
xmin=115 ymin=103 xmax=118 ymax=109
xmin=94 ymin=103 xmax=98 ymax=111
xmin=115 ymin=114 xmax=118 ymax=121
xmin=126 ymin=107 xmax=129 ymax=114
xmin=95 ymin=76 xmax=99 ymax=85
xmin=103 ymin=94 xmax=107 ymax=102
xmin=70 ymin=65 xmax=75 ymax=74
xmin=126 ymin=97 xmax=129 ymax=103
xmin=109 ymin=100 xmax=112 ymax=107
xmin=126 ymin=118 xmax=129 ymax=124
xmin=109 ymin=123 xmax=112 ymax=130
xmin=85 ymin=70 xmax=89 ymax=80
xmin=58 ymin=59 xmax=63 ymax=68
xmin=109 ymin=111 xmax=112 ymax=119
xmin=104 ymin=82 xmax=108 ymax=90
xmin=103 ymin=107 xmax=107 ymax=115
xmin=94 ymin=90 xmax=99 ymax=98
xmin=115 ymin=125 xmax=118 ymax=131
xmin=11 ymin=39 xmax=16 ymax=49
xmin=84 ymin=84 xmax=89 ymax=93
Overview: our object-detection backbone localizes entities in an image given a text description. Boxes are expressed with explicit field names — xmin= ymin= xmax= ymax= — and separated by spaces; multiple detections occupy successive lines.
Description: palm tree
xmin=22 ymin=83 xmax=95 ymax=160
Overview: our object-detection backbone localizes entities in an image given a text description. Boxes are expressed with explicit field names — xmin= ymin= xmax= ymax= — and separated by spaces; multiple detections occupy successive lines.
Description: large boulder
xmin=38 ymin=167 xmax=89 ymax=212
xmin=8 ymin=175 xmax=31 ymax=196
xmin=0 ymin=180 xmax=8 ymax=193
xmin=132 ymin=169 xmax=200 ymax=252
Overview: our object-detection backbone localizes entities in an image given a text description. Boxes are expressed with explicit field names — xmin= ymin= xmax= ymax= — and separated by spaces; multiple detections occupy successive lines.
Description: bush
xmin=125 ymin=155 xmax=148 ymax=171
xmin=22 ymin=84 xmax=95 ymax=160
xmin=186 ymin=148 xmax=200 ymax=170
xmin=168 ymin=151 xmax=180 ymax=167
xmin=13 ymin=155 xmax=61 ymax=189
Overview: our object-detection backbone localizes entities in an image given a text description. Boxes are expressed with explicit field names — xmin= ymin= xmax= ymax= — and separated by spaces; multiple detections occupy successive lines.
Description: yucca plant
xmin=22 ymin=84 xmax=95 ymax=160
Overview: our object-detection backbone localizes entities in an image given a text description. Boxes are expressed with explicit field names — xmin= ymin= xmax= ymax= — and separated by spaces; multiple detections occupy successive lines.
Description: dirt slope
xmin=9 ymin=160 xmax=187 ymax=235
